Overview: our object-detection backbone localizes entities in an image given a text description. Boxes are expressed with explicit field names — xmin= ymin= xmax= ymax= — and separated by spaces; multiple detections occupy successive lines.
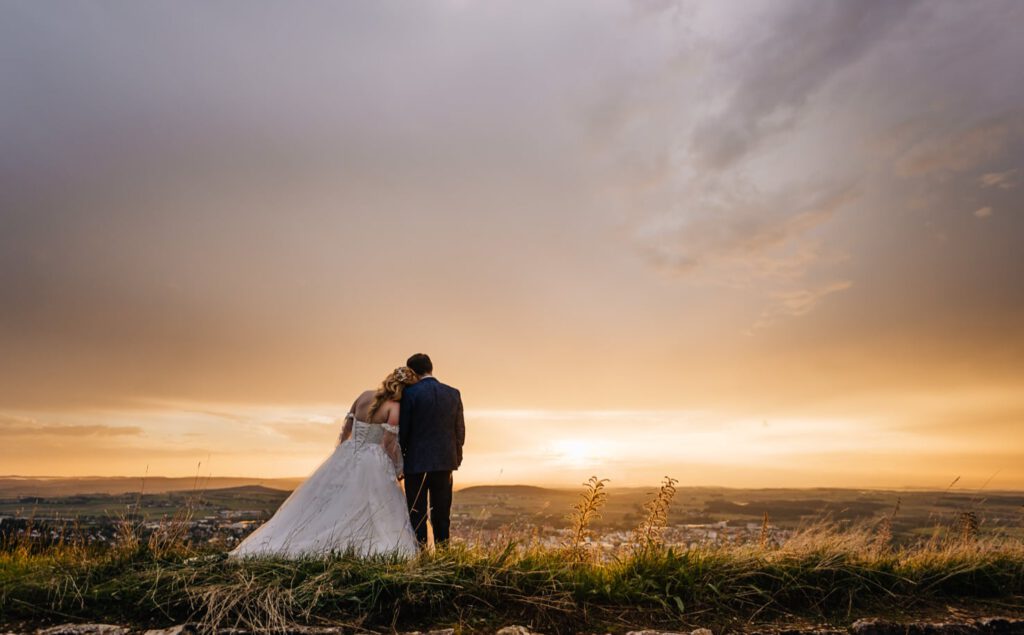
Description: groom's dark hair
xmin=407 ymin=353 xmax=433 ymax=376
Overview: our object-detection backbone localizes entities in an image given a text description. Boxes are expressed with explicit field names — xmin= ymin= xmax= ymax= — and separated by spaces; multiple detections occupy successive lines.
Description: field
xmin=453 ymin=484 xmax=1024 ymax=538
xmin=4 ymin=477 xmax=1023 ymax=541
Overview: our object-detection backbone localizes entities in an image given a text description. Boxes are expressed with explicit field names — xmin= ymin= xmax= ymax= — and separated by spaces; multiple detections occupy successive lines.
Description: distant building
xmin=218 ymin=510 xmax=264 ymax=520
xmin=227 ymin=521 xmax=258 ymax=530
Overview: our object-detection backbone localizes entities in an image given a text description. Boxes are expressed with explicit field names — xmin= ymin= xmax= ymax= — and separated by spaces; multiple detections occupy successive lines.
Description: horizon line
xmin=2 ymin=475 xmax=1020 ymax=494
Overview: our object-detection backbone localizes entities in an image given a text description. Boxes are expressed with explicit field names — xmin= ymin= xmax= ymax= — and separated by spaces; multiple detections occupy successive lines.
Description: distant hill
xmin=2 ymin=477 xmax=1020 ymax=501
xmin=200 ymin=484 xmax=292 ymax=496
xmin=0 ymin=477 xmax=302 ymax=498
xmin=456 ymin=484 xmax=569 ymax=496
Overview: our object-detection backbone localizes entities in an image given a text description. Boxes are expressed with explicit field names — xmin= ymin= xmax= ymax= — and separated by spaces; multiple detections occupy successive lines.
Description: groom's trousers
xmin=404 ymin=471 xmax=453 ymax=545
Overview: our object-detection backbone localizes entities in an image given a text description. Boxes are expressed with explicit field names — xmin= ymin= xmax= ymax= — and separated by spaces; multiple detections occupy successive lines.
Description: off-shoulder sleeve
xmin=381 ymin=424 xmax=403 ymax=478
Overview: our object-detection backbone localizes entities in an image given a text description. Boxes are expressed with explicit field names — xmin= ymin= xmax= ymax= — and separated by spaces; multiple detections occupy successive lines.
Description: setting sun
xmin=546 ymin=439 xmax=607 ymax=469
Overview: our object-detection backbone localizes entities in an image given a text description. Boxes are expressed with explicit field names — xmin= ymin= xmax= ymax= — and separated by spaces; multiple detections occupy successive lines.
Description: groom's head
xmin=406 ymin=353 xmax=433 ymax=377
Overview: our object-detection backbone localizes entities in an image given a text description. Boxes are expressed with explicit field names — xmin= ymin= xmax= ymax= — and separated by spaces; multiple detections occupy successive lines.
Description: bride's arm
xmin=338 ymin=416 xmax=354 ymax=446
xmin=381 ymin=402 xmax=403 ymax=479
xmin=337 ymin=397 xmax=358 ymax=446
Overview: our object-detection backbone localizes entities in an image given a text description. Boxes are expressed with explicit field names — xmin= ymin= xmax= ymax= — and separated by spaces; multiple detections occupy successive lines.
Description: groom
xmin=399 ymin=353 xmax=465 ymax=546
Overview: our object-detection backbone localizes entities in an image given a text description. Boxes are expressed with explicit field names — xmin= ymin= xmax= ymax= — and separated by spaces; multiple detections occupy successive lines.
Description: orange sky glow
xmin=1 ymin=2 xmax=1023 ymax=489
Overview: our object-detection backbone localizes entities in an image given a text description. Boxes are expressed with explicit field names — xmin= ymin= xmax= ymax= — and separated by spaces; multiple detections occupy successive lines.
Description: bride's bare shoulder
xmin=352 ymin=390 xmax=375 ymax=408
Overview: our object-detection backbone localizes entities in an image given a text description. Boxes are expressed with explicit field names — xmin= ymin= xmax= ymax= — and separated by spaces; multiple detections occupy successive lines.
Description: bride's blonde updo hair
xmin=367 ymin=366 xmax=419 ymax=421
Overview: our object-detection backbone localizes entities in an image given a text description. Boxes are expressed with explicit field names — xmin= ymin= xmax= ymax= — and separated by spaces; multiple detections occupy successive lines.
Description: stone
xmin=849 ymin=620 xmax=1020 ymax=635
xmin=751 ymin=629 xmax=844 ymax=635
xmin=36 ymin=626 xmax=129 ymax=635
xmin=914 ymin=622 xmax=980 ymax=635
xmin=975 ymin=618 xmax=1024 ymax=635
xmin=496 ymin=627 xmax=543 ymax=635
xmin=851 ymin=619 xmax=904 ymax=635
xmin=142 ymin=626 xmax=200 ymax=635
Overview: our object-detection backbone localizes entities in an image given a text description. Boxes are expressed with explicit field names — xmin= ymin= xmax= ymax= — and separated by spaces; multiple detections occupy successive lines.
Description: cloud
xmin=639 ymin=182 xmax=857 ymax=283
xmin=262 ymin=419 xmax=342 ymax=445
xmin=974 ymin=206 xmax=994 ymax=219
xmin=630 ymin=172 xmax=859 ymax=329
xmin=894 ymin=113 xmax=1024 ymax=179
xmin=750 ymin=280 xmax=854 ymax=332
xmin=0 ymin=414 xmax=141 ymax=437
xmin=688 ymin=1 xmax=919 ymax=171
xmin=608 ymin=0 xmax=1024 ymax=334
xmin=594 ymin=2 xmax=918 ymax=327
xmin=979 ymin=169 xmax=1020 ymax=190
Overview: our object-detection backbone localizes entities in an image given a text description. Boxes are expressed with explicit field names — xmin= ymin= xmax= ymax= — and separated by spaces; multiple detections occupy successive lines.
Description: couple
xmin=230 ymin=353 xmax=465 ymax=558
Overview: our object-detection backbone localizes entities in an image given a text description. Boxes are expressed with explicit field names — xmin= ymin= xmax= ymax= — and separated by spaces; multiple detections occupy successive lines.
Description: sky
xmin=1 ymin=1 xmax=1023 ymax=489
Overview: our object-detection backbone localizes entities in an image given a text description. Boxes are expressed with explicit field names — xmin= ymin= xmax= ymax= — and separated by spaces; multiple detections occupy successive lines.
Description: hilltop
xmin=0 ymin=476 xmax=302 ymax=498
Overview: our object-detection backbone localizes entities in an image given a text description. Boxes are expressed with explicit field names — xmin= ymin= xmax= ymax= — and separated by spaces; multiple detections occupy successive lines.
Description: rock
xmin=975 ymin=618 xmax=1024 ymax=635
xmin=753 ymin=631 xmax=841 ymax=635
xmin=496 ymin=627 xmax=543 ymax=635
xmin=621 ymin=631 xmax=708 ymax=635
xmin=140 ymin=626 xmax=350 ymax=635
xmin=914 ymin=623 xmax=980 ymax=635
xmin=851 ymin=619 xmax=905 ymax=635
xmin=142 ymin=626 xmax=200 ymax=635
xmin=36 ymin=626 xmax=129 ymax=635
xmin=849 ymin=619 xmax=1023 ymax=635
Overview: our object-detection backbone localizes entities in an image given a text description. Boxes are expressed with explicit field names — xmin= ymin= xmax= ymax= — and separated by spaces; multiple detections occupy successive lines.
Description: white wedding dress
xmin=229 ymin=417 xmax=419 ymax=558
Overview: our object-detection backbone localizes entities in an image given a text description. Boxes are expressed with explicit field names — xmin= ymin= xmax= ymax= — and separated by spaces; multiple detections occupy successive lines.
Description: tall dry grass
xmin=631 ymin=476 xmax=679 ymax=551
xmin=564 ymin=476 xmax=608 ymax=560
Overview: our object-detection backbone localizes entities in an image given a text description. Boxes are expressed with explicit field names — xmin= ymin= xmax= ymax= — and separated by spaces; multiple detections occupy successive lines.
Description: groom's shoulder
xmin=439 ymin=381 xmax=461 ymax=398
xmin=405 ymin=380 xmax=426 ymax=395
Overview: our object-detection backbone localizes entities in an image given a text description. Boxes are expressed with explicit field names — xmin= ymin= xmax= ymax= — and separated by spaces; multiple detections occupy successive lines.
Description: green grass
xmin=2 ymin=525 xmax=1023 ymax=633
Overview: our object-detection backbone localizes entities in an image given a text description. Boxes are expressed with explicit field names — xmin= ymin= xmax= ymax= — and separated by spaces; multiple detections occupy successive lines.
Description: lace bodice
xmin=351 ymin=420 xmax=398 ymax=444
xmin=339 ymin=415 xmax=403 ymax=477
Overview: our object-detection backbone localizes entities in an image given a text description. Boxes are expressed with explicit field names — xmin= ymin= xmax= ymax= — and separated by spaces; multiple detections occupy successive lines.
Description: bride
xmin=230 ymin=367 xmax=421 ymax=558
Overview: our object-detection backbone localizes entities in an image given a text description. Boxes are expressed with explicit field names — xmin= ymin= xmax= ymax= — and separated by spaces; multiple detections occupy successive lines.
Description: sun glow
xmin=546 ymin=439 xmax=608 ymax=468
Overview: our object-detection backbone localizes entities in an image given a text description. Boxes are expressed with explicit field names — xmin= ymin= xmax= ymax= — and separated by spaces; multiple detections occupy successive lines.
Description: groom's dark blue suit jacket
xmin=399 ymin=377 xmax=465 ymax=474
